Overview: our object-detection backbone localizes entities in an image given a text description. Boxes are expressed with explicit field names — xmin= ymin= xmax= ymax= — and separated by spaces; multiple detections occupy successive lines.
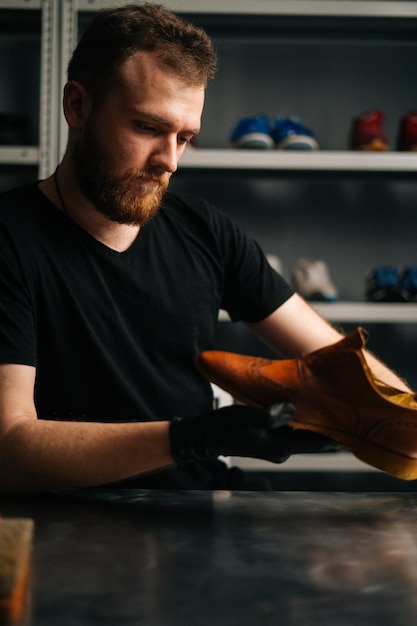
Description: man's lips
xmin=141 ymin=175 xmax=169 ymax=188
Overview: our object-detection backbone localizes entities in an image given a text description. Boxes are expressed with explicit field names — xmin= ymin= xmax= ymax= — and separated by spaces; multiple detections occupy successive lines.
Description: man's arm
xmin=0 ymin=360 xmax=338 ymax=492
xmin=0 ymin=363 xmax=174 ymax=492
xmin=245 ymin=292 xmax=412 ymax=392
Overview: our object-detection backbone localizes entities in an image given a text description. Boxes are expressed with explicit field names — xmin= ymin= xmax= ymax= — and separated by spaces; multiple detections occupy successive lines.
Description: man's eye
xmin=135 ymin=121 xmax=156 ymax=133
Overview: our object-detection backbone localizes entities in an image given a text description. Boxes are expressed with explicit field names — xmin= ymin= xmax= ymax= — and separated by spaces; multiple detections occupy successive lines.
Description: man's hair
xmin=67 ymin=2 xmax=217 ymax=102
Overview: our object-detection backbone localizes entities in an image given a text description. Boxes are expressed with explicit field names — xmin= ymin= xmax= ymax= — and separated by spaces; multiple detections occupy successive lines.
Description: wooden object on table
xmin=0 ymin=519 xmax=34 ymax=623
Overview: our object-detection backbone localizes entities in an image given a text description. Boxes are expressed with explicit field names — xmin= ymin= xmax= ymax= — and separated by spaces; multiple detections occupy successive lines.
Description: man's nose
xmin=149 ymin=136 xmax=179 ymax=174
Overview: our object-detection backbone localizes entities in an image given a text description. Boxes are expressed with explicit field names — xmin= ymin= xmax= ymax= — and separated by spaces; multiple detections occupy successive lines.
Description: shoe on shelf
xmin=266 ymin=254 xmax=283 ymax=275
xmin=195 ymin=327 xmax=417 ymax=480
xmin=399 ymin=267 xmax=417 ymax=302
xmin=397 ymin=111 xmax=417 ymax=151
xmin=349 ymin=110 xmax=389 ymax=151
xmin=292 ymin=257 xmax=338 ymax=302
xmin=272 ymin=117 xmax=319 ymax=150
xmin=229 ymin=114 xmax=274 ymax=149
xmin=365 ymin=266 xmax=406 ymax=302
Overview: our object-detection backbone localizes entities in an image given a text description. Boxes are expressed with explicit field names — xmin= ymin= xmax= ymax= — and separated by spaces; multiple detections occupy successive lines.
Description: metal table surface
xmin=2 ymin=489 xmax=417 ymax=625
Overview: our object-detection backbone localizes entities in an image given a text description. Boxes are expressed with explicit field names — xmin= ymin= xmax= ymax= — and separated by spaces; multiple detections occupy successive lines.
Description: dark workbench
xmin=2 ymin=489 xmax=417 ymax=625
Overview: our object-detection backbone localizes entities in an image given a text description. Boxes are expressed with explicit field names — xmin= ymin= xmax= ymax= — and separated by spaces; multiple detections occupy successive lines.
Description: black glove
xmin=169 ymin=403 xmax=339 ymax=467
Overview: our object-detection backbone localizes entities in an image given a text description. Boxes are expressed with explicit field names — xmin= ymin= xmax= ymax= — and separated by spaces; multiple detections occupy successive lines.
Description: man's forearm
xmin=248 ymin=295 xmax=413 ymax=393
xmin=0 ymin=418 xmax=174 ymax=492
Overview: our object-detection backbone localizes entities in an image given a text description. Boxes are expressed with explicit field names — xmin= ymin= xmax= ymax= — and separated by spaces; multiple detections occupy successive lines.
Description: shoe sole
xmin=353 ymin=138 xmax=389 ymax=151
xmin=275 ymin=135 xmax=319 ymax=150
xmin=288 ymin=417 xmax=417 ymax=481
xmin=231 ymin=133 xmax=274 ymax=149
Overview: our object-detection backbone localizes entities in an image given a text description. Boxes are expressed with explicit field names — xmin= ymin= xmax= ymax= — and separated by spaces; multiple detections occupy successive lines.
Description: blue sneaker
xmin=400 ymin=267 xmax=417 ymax=302
xmin=365 ymin=266 xmax=406 ymax=302
xmin=272 ymin=117 xmax=319 ymax=150
xmin=229 ymin=114 xmax=274 ymax=149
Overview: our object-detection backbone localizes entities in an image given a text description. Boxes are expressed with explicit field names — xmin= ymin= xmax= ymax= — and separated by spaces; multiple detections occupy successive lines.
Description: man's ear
xmin=63 ymin=81 xmax=92 ymax=128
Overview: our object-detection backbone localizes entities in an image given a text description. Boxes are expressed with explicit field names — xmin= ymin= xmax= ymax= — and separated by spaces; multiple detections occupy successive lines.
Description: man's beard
xmin=72 ymin=119 xmax=170 ymax=226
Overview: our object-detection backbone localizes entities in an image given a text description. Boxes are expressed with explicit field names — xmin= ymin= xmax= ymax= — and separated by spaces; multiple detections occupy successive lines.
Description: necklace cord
xmin=53 ymin=166 xmax=69 ymax=216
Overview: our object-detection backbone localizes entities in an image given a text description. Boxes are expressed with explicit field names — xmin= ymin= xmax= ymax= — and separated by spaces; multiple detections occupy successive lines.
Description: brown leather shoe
xmin=195 ymin=328 xmax=417 ymax=480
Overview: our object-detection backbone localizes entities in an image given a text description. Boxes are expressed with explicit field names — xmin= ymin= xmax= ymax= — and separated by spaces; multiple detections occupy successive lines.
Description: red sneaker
xmin=397 ymin=111 xmax=417 ymax=151
xmin=349 ymin=110 xmax=389 ymax=151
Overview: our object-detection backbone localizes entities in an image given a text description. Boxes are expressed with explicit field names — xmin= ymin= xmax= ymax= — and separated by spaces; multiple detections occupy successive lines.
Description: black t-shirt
xmin=0 ymin=183 xmax=293 ymax=425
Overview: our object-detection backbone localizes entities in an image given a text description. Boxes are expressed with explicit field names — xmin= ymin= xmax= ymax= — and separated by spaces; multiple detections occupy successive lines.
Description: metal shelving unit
xmin=0 ymin=0 xmax=59 ymax=180
xmin=38 ymin=0 xmax=60 ymax=178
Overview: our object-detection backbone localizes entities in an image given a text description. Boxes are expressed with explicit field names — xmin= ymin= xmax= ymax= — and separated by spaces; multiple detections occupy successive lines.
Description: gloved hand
xmin=169 ymin=403 xmax=339 ymax=467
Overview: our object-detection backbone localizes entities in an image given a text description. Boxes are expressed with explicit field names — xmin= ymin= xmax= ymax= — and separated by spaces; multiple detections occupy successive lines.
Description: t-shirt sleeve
xmin=0 ymin=227 xmax=37 ymax=366
xmin=213 ymin=206 xmax=294 ymax=323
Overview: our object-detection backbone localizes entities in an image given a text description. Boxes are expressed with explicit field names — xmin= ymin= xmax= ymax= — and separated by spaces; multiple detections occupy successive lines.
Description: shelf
xmin=0 ymin=146 xmax=39 ymax=165
xmin=0 ymin=0 xmax=41 ymax=8
xmin=231 ymin=452 xmax=377 ymax=472
xmin=219 ymin=303 xmax=417 ymax=324
xmin=79 ymin=1 xmax=417 ymax=19
xmin=180 ymin=149 xmax=417 ymax=173
xmin=313 ymin=302 xmax=417 ymax=323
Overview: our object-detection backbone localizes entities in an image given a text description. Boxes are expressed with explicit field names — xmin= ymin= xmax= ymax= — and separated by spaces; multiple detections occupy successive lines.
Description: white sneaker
xmin=266 ymin=254 xmax=283 ymax=275
xmin=292 ymin=258 xmax=338 ymax=302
